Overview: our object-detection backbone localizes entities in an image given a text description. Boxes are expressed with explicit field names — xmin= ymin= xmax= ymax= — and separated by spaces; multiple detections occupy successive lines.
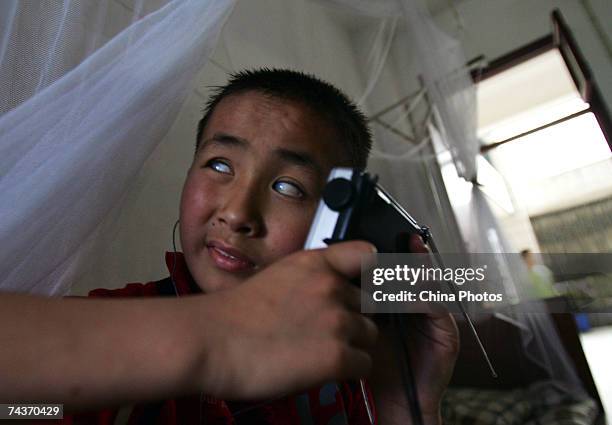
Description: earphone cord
xmin=393 ymin=314 xmax=424 ymax=425
xmin=171 ymin=219 xmax=180 ymax=297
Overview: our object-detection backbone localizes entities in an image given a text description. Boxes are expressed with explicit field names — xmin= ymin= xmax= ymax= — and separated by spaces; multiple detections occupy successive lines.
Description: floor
xmin=580 ymin=325 xmax=612 ymax=425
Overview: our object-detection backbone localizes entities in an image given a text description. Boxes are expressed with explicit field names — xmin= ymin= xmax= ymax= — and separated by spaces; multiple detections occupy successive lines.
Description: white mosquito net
xmin=0 ymin=0 xmax=236 ymax=294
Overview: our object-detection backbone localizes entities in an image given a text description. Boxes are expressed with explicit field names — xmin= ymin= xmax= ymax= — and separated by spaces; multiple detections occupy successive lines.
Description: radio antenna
xmin=422 ymin=227 xmax=498 ymax=378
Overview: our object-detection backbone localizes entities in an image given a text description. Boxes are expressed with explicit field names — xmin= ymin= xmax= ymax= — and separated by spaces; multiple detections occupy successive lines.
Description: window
xmin=471 ymin=10 xmax=612 ymax=254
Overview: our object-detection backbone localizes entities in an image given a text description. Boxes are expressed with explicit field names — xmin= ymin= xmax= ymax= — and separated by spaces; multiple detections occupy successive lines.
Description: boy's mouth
xmin=206 ymin=241 xmax=256 ymax=273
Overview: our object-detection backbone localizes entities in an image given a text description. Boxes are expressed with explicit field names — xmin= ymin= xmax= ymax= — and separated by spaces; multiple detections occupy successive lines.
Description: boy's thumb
xmin=321 ymin=240 xmax=377 ymax=279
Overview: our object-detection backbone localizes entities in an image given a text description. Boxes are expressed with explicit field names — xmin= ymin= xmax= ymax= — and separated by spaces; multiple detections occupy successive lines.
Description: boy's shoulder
xmin=88 ymin=281 xmax=162 ymax=298
xmin=88 ymin=277 xmax=177 ymax=298
xmin=87 ymin=252 xmax=198 ymax=299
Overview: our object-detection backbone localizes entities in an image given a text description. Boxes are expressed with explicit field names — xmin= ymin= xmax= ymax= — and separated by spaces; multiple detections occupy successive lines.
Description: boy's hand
xmin=190 ymin=240 xmax=378 ymax=400
xmin=371 ymin=311 xmax=458 ymax=425
xmin=371 ymin=234 xmax=459 ymax=425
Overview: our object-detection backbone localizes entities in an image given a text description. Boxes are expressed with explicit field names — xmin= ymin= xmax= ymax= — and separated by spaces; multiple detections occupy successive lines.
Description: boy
xmin=1 ymin=69 xmax=457 ymax=424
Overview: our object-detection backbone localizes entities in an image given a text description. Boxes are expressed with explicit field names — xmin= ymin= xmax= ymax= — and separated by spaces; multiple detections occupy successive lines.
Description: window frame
xmin=471 ymin=9 xmax=612 ymax=154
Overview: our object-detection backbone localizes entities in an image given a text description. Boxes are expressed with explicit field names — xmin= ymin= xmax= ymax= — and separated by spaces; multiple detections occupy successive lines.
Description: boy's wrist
xmin=179 ymin=295 xmax=219 ymax=396
xmin=180 ymin=292 xmax=244 ymax=399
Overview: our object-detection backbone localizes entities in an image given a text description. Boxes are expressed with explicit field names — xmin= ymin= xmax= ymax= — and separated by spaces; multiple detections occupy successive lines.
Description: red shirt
xmin=59 ymin=252 xmax=375 ymax=425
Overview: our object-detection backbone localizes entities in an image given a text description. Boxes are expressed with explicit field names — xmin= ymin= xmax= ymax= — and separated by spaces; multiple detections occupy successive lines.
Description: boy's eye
xmin=273 ymin=180 xmax=304 ymax=198
xmin=206 ymin=159 xmax=232 ymax=175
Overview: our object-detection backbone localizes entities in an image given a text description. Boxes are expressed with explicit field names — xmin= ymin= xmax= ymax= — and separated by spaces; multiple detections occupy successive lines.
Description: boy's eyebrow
xmin=200 ymin=132 xmax=324 ymax=175
xmin=199 ymin=132 xmax=249 ymax=151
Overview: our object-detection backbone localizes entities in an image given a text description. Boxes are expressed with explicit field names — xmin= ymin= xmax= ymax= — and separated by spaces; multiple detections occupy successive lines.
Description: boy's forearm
xmin=0 ymin=293 xmax=209 ymax=411
xmin=0 ymin=243 xmax=385 ymax=412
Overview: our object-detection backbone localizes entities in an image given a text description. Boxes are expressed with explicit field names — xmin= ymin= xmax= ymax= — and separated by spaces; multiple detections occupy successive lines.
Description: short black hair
xmin=196 ymin=68 xmax=372 ymax=169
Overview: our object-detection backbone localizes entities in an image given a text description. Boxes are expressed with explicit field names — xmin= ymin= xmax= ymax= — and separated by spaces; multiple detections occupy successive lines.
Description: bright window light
xmin=476 ymin=156 xmax=514 ymax=214
xmin=476 ymin=47 xmax=611 ymax=216
xmin=477 ymin=49 xmax=582 ymax=140
xmin=489 ymin=112 xmax=611 ymax=183
xmin=478 ymin=95 xmax=589 ymax=144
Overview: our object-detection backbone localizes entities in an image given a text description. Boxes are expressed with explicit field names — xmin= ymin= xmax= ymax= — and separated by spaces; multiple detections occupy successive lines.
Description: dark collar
xmin=164 ymin=252 xmax=202 ymax=295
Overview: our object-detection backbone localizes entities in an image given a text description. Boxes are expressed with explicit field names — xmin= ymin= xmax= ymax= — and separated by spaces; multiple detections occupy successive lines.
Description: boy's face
xmin=180 ymin=91 xmax=347 ymax=292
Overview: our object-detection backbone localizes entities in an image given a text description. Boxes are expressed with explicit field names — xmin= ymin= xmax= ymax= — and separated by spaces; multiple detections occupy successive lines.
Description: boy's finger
xmin=337 ymin=347 xmax=373 ymax=381
xmin=339 ymin=283 xmax=362 ymax=311
xmin=298 ymin=342 xmax=372 ymax=385
xmin=340 ymin=284 xmax=378 ymax=316
xmin=322 ymin=240 xmax=376 ymax=279
xmin=346 ymin=313 xmax=379 ymax=350
xmin=409 ymin=233 xmax=429 ymax=253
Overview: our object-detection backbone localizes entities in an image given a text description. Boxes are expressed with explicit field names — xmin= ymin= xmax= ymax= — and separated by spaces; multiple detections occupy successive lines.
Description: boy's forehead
xmin=200 ymin=91 xmax=348 ymax=166
xmin=206 ymin=91 xmax=327 ymax=135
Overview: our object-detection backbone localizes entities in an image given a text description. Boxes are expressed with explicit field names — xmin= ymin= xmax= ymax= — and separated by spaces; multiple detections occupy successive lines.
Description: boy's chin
xmin=200 ymin=280 xmax=241 ymax=293
xmin=187 ymin=250 xmax=258 ymax=293
xmin=194 ymin=269 xmax=252 ymax=293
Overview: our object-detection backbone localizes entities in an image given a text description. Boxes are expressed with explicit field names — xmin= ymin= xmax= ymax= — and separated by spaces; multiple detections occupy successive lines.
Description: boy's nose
xmin=216 ymin=185 xmax=263 ymax=237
